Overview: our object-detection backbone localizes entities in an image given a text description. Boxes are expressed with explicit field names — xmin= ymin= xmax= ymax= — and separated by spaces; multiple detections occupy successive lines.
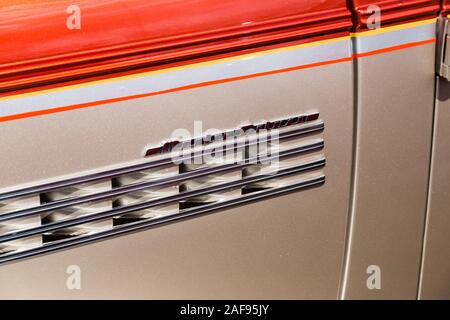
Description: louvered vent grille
xmin=0 ymin=115 xmax=326 ymax=264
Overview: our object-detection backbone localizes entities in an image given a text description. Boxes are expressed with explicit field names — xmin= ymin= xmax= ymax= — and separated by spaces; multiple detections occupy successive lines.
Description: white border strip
xmin=0 ymin=39 xmax=351 ymax=118
xmin=353 ymin=21 xmax=435 ymax=54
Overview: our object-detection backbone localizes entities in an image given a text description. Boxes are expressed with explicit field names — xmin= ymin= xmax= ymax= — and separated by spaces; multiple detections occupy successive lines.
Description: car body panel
xmin=418 ymin=77 xmax=450 ymax=300
xmin=0 ymin=57 xmax=354 ymax=299
xmin=0 ymin=0 xmax=449 ymax=300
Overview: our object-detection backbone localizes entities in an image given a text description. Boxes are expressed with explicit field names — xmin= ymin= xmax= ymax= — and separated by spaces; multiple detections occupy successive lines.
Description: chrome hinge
xmin=438 ymin=17 xmax=450 ymax=80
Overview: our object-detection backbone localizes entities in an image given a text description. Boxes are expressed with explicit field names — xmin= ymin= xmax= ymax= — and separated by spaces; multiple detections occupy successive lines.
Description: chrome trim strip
xmin=0 ymin=176 xmax=325 ymax=265
xmin=0 ymin=120 xmax=323 ymax=201
xmin=0 ymin=158 xmax=325 ymax=243
xmin=0 ymin=140 xmax=323 ymax=223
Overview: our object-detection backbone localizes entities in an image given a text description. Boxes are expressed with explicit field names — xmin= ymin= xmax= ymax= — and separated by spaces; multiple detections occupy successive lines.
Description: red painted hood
xmin=0 ymin=0 xmax=351 ymax=93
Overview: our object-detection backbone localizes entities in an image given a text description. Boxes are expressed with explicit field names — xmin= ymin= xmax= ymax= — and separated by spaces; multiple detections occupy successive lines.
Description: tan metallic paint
xmin=341 ymin=44 xmax=436 ymax=299
xmin=418 ymin=77 xmax=450 ymax=300
xmin=0 ymin=62 xmax=354 ymax=299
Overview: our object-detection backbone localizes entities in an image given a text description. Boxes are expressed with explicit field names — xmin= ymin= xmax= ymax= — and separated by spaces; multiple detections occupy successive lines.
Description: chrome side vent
xmin=0 ymin=113 xmax=326 ymax=264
